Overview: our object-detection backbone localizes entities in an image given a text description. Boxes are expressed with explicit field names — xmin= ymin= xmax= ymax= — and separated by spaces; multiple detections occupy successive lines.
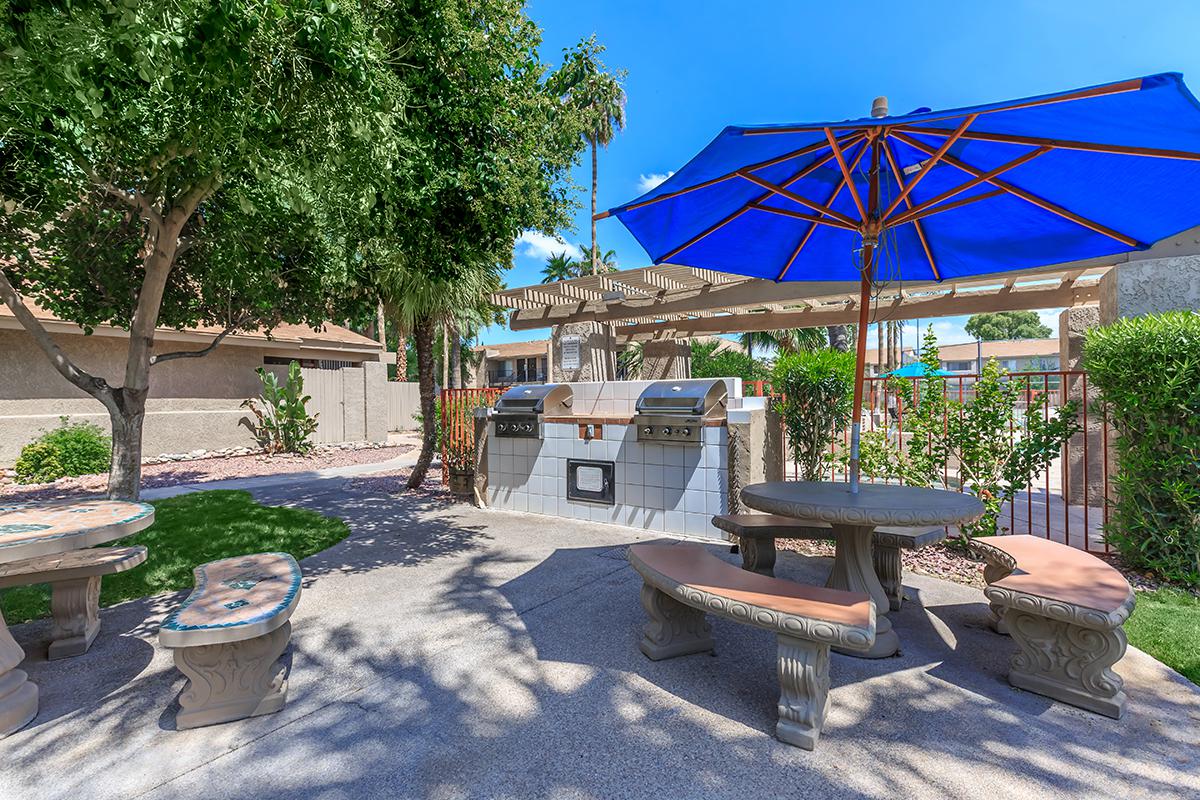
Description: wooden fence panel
xmin=301 ymin=367 xmax=346 ymax=444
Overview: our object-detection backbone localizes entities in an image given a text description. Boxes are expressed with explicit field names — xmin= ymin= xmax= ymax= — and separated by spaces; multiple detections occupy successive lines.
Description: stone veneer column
xmin=727 ymin=400 xmax=780 ymax=514
xmin=639 ymin=340 xmax=691 ymax=380
xmin=551 ymin=322 xmax=615 ymax=382
xmin=1099 ymin=256 xmax=1200 ymax=324
xmin=1059 ymin=307 xmax=1104 ymax=506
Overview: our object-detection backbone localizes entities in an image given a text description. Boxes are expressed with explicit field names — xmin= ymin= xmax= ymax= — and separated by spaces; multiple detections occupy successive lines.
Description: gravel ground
xmin=0 ymin=443 xmax=416 ymax=503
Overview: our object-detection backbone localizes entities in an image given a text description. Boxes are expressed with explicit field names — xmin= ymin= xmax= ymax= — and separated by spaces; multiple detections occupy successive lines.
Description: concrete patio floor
xmin=4 ymin=476 xmax=1199 ymax=800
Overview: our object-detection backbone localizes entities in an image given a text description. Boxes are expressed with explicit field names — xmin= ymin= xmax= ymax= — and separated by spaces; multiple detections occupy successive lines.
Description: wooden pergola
xmin=493 ymin=261 xmax=1109 ymax=342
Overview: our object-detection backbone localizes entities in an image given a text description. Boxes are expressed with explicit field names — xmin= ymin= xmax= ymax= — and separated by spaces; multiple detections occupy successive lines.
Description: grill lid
xmin=635 ymin=379 xmax=728 ymax=417
xmin=494 ymin=383 xmax=573 ymax=415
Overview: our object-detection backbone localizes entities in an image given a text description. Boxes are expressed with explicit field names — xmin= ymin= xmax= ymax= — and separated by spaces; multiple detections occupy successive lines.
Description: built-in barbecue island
xmin=480 ymin=379 xmax=781 ymax=538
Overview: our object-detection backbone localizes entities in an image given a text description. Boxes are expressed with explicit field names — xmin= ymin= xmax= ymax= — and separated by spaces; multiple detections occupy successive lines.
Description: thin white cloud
xmin=514 ymin=230 xmax=573 ymax=262
xmin=637 ymin=171 xmax=675 ymax=194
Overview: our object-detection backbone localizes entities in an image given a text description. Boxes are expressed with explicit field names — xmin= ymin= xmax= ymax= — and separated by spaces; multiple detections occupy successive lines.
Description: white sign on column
xmin=561 ymin=335 xmax=581 ymax=371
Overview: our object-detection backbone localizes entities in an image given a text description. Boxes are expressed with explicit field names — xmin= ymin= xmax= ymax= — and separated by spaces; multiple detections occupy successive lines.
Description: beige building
xmin=470 ymin=339 xmax=552 ymax=387
xmin=1 ymin=306 xmax=390 ymax=465
xmin=866 ymin=338 xmax=1060 ymax=375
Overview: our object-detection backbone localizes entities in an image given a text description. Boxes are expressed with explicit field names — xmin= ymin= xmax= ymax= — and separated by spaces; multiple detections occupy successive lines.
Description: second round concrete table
xmin=739 ymin=481 xmax=983 ymax=658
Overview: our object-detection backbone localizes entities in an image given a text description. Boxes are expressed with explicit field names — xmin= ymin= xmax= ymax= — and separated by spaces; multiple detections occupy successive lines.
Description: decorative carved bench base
xmin=48 ymin=576 xmax=102 ymax=660
xmin=1003 ymin=609 xmax=1127 ymax=719
xmin=775 ymin=634 xmax=832 ymax=751
xmin=174 ymin=622 xmax=291 ymax=730
xmin=871 ymin=545 xmax=903 ymax=612
xmin=639 ymin=586 xmax=714 ymax=660
xmin=0 ymin=612 xmax=38 ymax=737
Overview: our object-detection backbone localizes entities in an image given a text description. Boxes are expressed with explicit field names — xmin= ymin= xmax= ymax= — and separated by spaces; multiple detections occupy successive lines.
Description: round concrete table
xmin=0 ymin=499 xmax=154 ymax=736
xmin=739 ymin=481 xmax=983 ymax=658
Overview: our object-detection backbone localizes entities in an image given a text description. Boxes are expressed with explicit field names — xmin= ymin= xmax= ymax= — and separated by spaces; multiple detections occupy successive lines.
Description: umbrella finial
xmin=871 ymin=96 xmax=889 ymax=118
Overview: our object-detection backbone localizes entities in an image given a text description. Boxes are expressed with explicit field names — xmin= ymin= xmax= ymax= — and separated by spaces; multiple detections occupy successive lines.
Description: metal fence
xmin=439 ymin=388 xmax=503 ymax=484
xmin=748 ymin=370 xmax=1112 ymax=552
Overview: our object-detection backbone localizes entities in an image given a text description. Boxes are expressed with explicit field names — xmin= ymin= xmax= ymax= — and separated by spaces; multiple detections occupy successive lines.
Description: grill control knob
xmin=522 ymin=423 xmax=534 ymax=433
xmin=642 ymin=426 xmax=653 ymax=435
xmin=662 ymin=427 xmax=672 ymax=436
xmin=497 ymin=423 xmax=507 ymax=433
xmin=681 ymin=427 xmax=692 ymax=436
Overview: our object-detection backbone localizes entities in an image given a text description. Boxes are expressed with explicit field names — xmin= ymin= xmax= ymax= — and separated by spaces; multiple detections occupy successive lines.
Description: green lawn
xmin=1 ymin=490 xmax=349 ymax=625
xmin=1126 ymin=588 xmax=1200 ymax=685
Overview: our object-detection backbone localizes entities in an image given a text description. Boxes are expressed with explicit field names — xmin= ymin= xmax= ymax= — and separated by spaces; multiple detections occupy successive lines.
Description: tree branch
xmin=0 ymin=265 xmax=118 ymax=412
xmin=150 ymin=319 xmax=244 ymax=366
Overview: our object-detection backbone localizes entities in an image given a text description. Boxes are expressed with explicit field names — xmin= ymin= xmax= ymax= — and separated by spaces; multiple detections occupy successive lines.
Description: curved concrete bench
xmin=971 ymin=535 xmax=1134 ymax=719
xmin=0 ymin=545 xmax=147 ymax=659
xmin=712 ymin=513 xmax=945 ymax=610
xmin=628 ymin=543 xmax=875 ymax=750
xmin=160 ymin=553 xmax=302 ymax=729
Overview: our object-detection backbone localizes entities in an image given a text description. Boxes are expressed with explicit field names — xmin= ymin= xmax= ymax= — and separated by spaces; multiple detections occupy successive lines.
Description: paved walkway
xmin=3 ymin=476 xmax=1198 ymax=800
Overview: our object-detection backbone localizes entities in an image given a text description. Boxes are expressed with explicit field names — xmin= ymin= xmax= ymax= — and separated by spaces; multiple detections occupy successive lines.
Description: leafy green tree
xmin=690 ymin=339 xmax=766 ymax=383
xmin=0 ymin=1 xmax=394 ymax=498
xmin=965 ymin=311 xmax=1052 ymax=341
xmin=771 ymin=350 xmax=857 ymax=481
xmin=371 ymin=0 xmax=585 ymax=488
xmin=740 ymin=328 xmax=827 ymax=360
xmin=556 ymin=36 xmax=626 ymax=275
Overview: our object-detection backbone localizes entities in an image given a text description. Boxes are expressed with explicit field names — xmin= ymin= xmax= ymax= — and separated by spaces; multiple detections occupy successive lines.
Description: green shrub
xmin=770 ymin=349 xmax=856 ymax=480
xmin=241 ymin=361 xmax=319 ymax=454
xmin=691 ymin=339 xmax=767 ymax=383
xmin=14 ymin=418 xmax=111 ymax=483
xmin=1085 ymin=311 xmax=1200 ymax=587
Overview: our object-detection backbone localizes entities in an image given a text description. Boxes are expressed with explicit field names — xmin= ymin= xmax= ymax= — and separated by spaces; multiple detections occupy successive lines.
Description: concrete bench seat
xmin=0 ymin=545 xmax=147 ymax=659
xmin=627 ymin=543 xmax=875 ymax=750
xmin=971 ymin=535 xmax=1135 ymax=718
xmin=159 ymin=553 xmax=302 ymax=729
xmin=712 ymin=513 xmax=946 ymax=610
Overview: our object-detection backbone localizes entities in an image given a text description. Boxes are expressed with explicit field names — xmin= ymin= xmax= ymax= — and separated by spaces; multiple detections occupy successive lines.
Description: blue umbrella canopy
xmin=603 ymin=73 xmax=1200 ymax=283
xmin=886 ymin=362 xmax=952 ymax=378
xmin=602 ymin=73 xmax=1200 ymax=489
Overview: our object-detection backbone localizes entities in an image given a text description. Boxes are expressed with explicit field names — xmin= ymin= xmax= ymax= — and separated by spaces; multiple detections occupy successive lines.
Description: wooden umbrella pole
xmin=849 ymin=104 xmax=887 ymax=493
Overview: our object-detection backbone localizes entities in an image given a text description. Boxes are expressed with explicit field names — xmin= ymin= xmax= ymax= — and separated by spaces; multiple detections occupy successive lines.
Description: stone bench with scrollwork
xmin=0 ymin=545 xmax=148 ymax=659
xmin=159 ymin=552 xmax=302 ymax=730
xmin=627 ymin=543 xmax=875 ymax=750
xmin=712 ymin=513 xmax=945 ymax=611
xmin=970 ymin=534 xmax=1134 ymax=719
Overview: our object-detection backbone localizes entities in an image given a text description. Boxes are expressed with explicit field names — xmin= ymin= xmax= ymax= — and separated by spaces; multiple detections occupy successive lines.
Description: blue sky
xmin=480 ymin=0 xmax=1200 ymax=348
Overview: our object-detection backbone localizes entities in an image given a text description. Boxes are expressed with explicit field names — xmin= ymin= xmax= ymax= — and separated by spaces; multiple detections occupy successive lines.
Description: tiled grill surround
xmin=486 ymin=422 xmax=729 ymax=537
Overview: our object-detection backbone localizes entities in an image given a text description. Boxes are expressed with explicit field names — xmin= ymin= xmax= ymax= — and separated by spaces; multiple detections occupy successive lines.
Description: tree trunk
xmin=396 ymin=333 xmax=408 ymax=380
xmin=407 ymin=316 xmax=438 ymax=490
xmin=591 ymin=140 xmax=599 ymax=275
xmin=448 ymin=323 xmax=461 ymax=389
xmin=106 ymin=389 xmax=148 ymax=499
xmin=827 ymin=326 xmax=850 ymax=352
xmin=375 ymin=302 xmax=387 ymax=347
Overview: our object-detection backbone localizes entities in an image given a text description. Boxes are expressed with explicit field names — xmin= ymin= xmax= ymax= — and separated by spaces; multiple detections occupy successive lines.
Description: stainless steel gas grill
xmin=634 ymin=379 xmax=729 ymax=444
xmin=492 ymin=383 xmax=573 ymax=439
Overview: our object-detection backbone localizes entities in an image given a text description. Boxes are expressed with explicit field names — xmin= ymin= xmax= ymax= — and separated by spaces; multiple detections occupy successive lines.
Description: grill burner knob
xmin=681 ymin=427 xmax=692 ymax=436
xmin=522 ymin=423 xmax=533 ymax=433
xmin=642 ymin=426 xmax=653 ymax=435
xmin=662 ymin=427 xmax=672 ymax=436
xmin=497 ymin=423 xmax=507 ymax=433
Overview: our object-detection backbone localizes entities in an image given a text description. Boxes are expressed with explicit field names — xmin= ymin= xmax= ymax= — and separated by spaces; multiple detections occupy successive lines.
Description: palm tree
xmin=541 ymin=251 xmax=579 ymax=283
xmin=558 ymin=37 xmax=626 ymax=275
xmin=739 ymin=328 xmax=827 ymax=360
xmin=379 ymin=259 xmax=503 ymax=489
xmin=577 ymin=244 xmax=618 ymax=273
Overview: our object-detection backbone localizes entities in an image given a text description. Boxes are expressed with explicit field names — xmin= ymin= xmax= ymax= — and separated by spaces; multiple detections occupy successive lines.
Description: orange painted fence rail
xmin=752 ymin=370 xmax=1112 ymax=552
xmin=439 ymin=388 xmax=502 ymax=484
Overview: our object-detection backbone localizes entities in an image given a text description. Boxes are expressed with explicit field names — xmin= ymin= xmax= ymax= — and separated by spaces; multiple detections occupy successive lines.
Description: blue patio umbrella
xmin=885 ymin=362 xmax=952 ymax=378
xmin=600 ymin=73 xmax=1200 ymax=490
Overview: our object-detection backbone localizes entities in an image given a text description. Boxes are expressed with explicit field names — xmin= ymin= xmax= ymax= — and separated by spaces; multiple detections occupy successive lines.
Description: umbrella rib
xmin=825 ymin=128 xmax=867 ymax=221
xmin=881 ymin=140 xmax=940 ymax=281
xmin=735 ymin=170 xmax=860 ymax=228
xmin=888 ymin=146 xmax=1052 ymax=226
xmin=747 ymin=204 xmax=857 ymax=230
xmin=776 ymin=139 xmax=871 ymax=281
xmin=893 ymin=132 xmax=1145 ymax=248
xmin=602 ymin=132 xmax=863 ymax=220
xmin=882 ymin=114 xmax=977 ymax=219
xmin=656 ymin=143 xmax=856 ymax=262
xmin=895 ymin=125 xmax=1200 ymax=161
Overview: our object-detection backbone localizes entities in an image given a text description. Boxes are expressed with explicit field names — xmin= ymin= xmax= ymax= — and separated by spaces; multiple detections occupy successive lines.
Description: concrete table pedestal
xmin=0 ymin=500 xmax=155 ymax=737
xmin=739 ymin=481 xmax=983 ymax=659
